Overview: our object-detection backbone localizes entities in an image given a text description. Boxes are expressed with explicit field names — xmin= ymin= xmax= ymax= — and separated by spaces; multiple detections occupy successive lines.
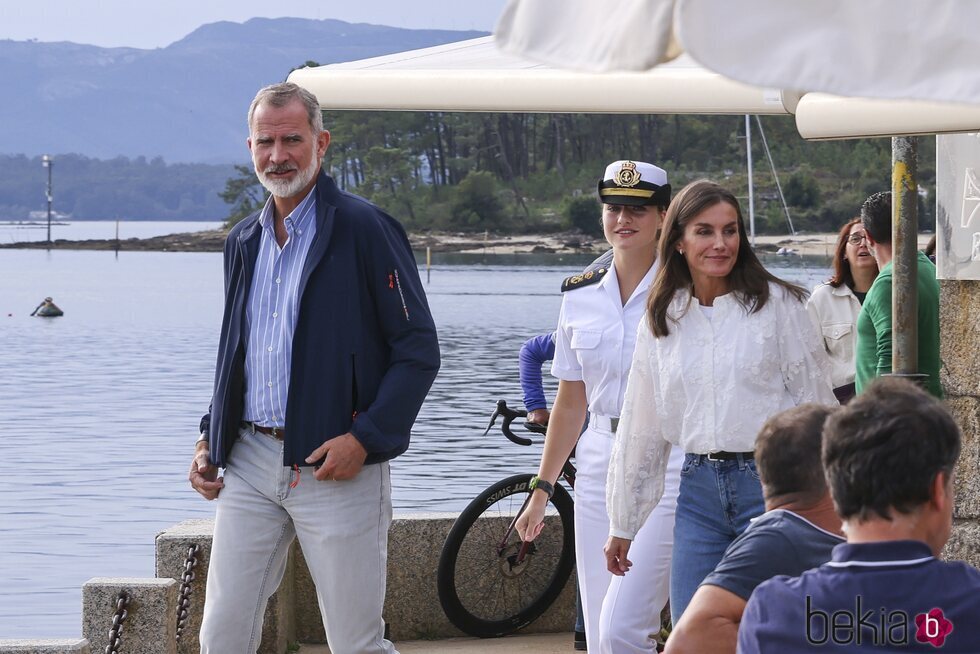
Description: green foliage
xmin=359 ymin=146 xmax=421 ymax=226
xmin=783 ymin=168 xmax=821 ymax=208
xmin=286 ymin=60 xmax=322 ymax=80
xmin=220 ymin=164 xmax=268 ymax=228
xmin=317 ymin=111 xmax=934 ymax=236
xmin=451 ymin=171 xmax=505 ymax=229
xmin=0 ymin=114 xmax=937 ymax=237
xmin=0 ymin=154 xmax=237 ymax=221
xmin=564 ymin=195 xmax=602 ymax=237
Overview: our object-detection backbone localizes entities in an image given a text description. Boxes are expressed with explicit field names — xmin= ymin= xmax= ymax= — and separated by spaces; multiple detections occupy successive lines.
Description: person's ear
xmin=931 ymin=470 xmax=954 ymax=512
xmin=317 ymin=130 xmax=331 ymax=159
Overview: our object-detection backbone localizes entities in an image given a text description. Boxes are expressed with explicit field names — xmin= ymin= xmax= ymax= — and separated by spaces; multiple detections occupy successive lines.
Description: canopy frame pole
xmin=890 ymin=136 xmax=922 ymax=382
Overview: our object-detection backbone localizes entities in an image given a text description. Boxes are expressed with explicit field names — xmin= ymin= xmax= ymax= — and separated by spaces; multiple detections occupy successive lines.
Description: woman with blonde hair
xmin=517 ymin=160 xmax=683 ymax=653
xmin=605 ymin=180 xmax=836 ymax=623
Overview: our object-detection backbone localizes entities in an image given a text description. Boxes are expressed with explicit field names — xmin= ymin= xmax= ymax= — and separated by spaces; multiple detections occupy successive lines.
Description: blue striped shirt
xmin=242 ymin=188 xmax=317 ymax=427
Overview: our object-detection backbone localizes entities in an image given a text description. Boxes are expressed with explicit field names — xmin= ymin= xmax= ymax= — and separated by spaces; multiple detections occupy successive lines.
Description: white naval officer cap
xmin=597 ymin=160 xmax=671 ymax=207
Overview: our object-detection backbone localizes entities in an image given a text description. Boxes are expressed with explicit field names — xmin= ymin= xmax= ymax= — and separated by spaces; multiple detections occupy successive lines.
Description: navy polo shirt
xmin=702 ymin=509 xmax=844 ymax=600
xmin=738 ymin=540 xmax=980 ymax=652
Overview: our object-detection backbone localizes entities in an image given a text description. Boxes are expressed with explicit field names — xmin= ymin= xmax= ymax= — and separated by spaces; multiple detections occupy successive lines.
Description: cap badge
xmin=614 ymin=161 xmax=641 ymax=188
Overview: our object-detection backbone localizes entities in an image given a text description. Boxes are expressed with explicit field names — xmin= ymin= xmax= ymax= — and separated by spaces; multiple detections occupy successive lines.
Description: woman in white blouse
xmin=806 ymin=217 xmax=879 ymax=403
xmin=516 ymin=160 xmax=685 ymax=654
xmin=605 ymin=180 xmax=836 ymax=624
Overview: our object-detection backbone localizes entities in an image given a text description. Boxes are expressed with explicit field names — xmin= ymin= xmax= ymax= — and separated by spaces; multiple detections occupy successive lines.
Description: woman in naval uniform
xmin=516 ymin=160 xmax=684 ymax=654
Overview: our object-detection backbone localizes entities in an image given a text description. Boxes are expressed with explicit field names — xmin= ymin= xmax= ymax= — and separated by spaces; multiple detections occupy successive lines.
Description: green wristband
xmin=529 ymin=475 xmax=555 ymax=499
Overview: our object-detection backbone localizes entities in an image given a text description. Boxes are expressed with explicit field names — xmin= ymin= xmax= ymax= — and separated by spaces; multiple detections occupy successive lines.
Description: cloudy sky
xmin=2 ymin=0 xmax=509 ymax=48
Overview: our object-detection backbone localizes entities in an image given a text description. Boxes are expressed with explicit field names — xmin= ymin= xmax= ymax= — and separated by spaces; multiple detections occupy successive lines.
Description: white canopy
xmin=496 ymin=0 xmax=980 ymax=108
xmin=288 ymin=36 xmax=799 ymax=116
xmin=492 ymin=0 xmax=980 ymax=138
xmin=796 ymin=94 xmax=980 ymax=141
xmin=674 ymin=0 xmax=980 ymax=107
xmin=288 ymin=34 xmax=980 ymax=140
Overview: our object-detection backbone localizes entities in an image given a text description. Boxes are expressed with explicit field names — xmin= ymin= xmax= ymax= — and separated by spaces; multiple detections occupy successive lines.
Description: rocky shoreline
xmin=0 ymin=228 xmax=611 ymax=255
xmin=0 ymin=227 xmax=879 ymax=256
xmin=1 ymin=228 xmax=930 ymax=257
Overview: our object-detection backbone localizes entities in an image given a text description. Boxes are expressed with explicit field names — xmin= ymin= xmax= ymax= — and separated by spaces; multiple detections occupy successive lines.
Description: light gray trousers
xmin=200 ymin=427 xmax=397 ymax=654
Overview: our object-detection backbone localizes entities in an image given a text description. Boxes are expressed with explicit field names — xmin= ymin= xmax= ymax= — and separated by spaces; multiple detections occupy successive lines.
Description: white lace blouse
xmin=607 ymin=283 xmax=837 ymax=539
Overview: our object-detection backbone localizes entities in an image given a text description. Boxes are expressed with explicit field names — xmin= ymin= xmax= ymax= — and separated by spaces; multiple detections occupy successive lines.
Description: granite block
xmin=0 ymin=640 xmax=90 ymax=653
xmin=82 ymin=578 xmax=177 ymax=654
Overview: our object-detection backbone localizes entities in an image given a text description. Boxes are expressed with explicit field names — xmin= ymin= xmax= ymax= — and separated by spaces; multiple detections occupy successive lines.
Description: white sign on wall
xmin=937 ymin=133 xmax=980 ymax=280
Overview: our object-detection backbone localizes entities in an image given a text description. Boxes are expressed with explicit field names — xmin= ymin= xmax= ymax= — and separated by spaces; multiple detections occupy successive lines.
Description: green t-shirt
xmin=854 ymin=251 xmax=942 ymax=397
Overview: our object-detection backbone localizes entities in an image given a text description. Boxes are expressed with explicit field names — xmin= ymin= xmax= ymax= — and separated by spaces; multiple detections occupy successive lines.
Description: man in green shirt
xmin=854 ymin=191 xmax=943 ymax=397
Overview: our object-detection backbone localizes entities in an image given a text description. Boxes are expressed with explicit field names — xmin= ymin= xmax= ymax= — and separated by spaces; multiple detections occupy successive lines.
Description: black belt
xmin=703 ymin=451 xmax=754 ymax=462
xmin=242 ymin=421 xmax=285 ymax=440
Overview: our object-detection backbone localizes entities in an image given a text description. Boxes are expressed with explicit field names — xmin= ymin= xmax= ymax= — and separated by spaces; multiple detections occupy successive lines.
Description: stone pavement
xmin=298 ymin=632 xmax=573 ymax=653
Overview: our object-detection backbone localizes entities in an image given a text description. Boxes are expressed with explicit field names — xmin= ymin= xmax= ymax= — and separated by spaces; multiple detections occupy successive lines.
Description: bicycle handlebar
xmin=483 ymin=399 xmax=541 ymax=446
xmin=483 ymin=399 xmax=577 ymax=489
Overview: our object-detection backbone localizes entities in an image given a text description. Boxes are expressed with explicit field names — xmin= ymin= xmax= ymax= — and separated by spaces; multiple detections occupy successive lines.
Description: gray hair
xmin=247 ymin=82 xmax=323 ymax=135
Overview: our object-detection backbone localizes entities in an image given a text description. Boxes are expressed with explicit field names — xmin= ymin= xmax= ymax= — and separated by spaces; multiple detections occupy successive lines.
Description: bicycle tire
xmin=437 ymin=473 xmax=575 ymax=638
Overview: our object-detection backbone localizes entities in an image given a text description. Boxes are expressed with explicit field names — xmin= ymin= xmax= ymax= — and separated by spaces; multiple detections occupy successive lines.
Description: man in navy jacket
xmin=189 ymin=82 xmax=439 ymax=654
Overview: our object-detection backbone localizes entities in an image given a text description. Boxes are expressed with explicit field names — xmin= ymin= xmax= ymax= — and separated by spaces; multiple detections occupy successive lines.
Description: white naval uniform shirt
xmin=551 ymin=260 xmax=658 ymax=418
xmin=608 ymin=283 xmax=837 ymax=539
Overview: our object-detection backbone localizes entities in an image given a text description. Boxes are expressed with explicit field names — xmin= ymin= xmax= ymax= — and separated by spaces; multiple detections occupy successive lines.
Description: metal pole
xmin=755 ymin=116 xmax=795 ymax=235
xmin=891 ymin=136 xmax=921 ymax=380
xmin=43 ymin=155 xmax=53 ymax=244
xmin=745 ymin=115 xmax=755 ymax=246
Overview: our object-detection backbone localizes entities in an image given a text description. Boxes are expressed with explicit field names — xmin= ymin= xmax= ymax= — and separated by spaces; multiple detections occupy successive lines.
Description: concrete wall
xmin=156 ymin=512 xmax=576 ymax=652
xmin=940 ymin=280 xmax=980 ymax=567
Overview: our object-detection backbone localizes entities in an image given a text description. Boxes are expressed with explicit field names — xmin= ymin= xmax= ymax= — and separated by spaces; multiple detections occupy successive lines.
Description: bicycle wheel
xmin=437 ymin=473 xmax=575 ymax=637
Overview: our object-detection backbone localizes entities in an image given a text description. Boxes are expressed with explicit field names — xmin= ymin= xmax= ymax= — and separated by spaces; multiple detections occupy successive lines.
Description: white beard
xmin=255 ymin=146 xmax=320 ymax=199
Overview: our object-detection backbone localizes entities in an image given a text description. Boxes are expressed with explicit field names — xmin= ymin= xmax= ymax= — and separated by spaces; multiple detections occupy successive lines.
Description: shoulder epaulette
xmin=561 ymin=267 xmax=609 ymax=292
xmin=561 ymin=249 xmax=614 ymax=292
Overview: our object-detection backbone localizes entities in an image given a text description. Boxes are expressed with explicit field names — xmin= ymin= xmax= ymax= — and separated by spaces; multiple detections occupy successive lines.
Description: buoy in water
xmin=31 ymin=297 xmax=64 ymax=317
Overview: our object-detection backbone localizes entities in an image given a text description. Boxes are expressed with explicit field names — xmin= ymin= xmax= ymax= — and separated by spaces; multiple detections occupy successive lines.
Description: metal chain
xmin=105 ymin=591 xmax=129 ymax=654
xmin=175 ymin=543 xmax=200 ymax=642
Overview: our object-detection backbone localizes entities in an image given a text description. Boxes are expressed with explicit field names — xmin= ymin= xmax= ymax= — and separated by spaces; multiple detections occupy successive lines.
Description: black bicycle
xmin=437 ymin=400 xmax=577 ymax=638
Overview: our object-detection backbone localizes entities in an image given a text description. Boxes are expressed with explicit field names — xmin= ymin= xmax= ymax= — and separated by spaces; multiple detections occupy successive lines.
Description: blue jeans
xmin=669 ymin=453 xmax=765 ymax=624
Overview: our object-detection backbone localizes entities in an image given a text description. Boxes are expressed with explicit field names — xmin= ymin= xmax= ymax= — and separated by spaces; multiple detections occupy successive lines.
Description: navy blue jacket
xmin=201 ymin=171 xmax=440 ymax=468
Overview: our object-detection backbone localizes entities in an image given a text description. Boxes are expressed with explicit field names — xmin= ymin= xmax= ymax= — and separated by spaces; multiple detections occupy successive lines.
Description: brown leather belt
xmin=243 ymin=422 xmax=285 ymax=440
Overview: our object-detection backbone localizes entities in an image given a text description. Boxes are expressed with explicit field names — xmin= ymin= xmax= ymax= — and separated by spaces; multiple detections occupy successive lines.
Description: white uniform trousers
xmin=574 ymin=425 xmax=682 ymax=654
xmin=200 ymin=427 xmax=397 ymax=654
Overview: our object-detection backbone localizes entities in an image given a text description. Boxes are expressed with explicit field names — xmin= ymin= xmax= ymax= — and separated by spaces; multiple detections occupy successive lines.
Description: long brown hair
xmin=828 ymin=217 xmax=861 ymax=289
xmin=647 ymin=180 xmax=807 ymax=337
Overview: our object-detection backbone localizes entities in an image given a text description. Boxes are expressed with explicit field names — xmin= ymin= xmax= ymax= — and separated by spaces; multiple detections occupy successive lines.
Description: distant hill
xmin=0 ymin=18 xmax=485 ymax=163
xmin=0 ymin=154 xmax=236 ymax=221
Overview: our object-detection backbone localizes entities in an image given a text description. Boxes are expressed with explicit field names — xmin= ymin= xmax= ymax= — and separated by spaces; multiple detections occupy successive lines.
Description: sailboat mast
xmin=745 ymin=115 xmax=756 ymax=246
